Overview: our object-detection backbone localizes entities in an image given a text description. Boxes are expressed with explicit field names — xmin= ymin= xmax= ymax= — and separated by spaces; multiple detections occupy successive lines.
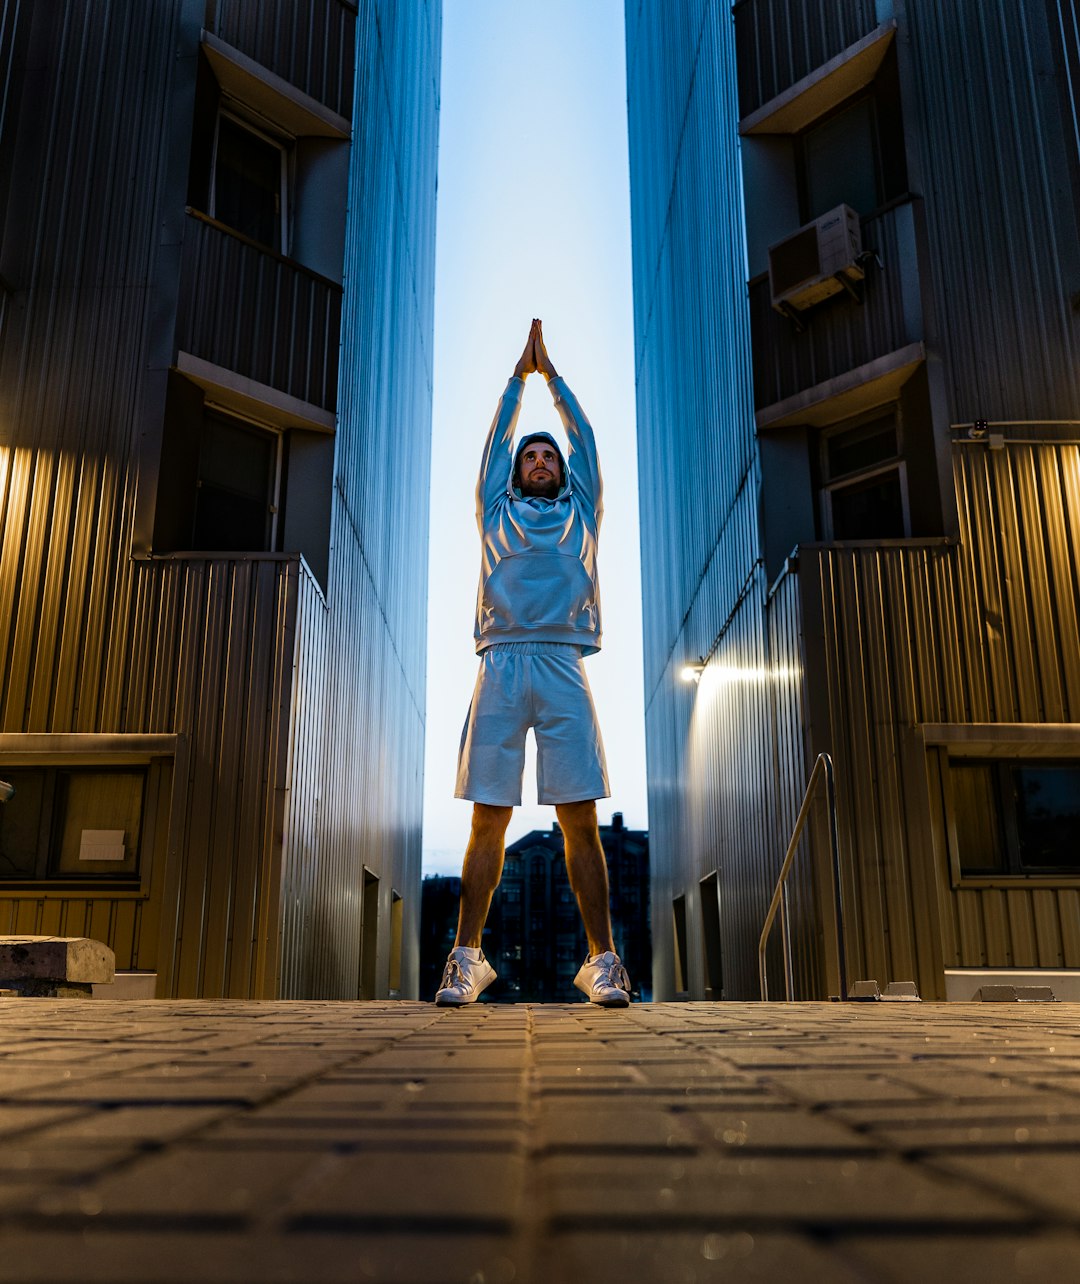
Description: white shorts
xmin=455 ymin=642 xmax=610 ymax=807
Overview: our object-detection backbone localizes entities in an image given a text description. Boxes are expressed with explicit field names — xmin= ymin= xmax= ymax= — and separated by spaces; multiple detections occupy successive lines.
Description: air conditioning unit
xmin=768 ymin=204 xmax=864 ymax=315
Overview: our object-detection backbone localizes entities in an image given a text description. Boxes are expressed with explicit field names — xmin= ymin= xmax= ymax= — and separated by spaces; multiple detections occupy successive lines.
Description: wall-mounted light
xmin=680 ymin=660 xmax=705 ymax=684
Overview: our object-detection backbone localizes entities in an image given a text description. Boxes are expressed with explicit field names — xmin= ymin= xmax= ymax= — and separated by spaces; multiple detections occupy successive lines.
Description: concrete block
xmin=0 ymin=937 xmax=115 ymax=990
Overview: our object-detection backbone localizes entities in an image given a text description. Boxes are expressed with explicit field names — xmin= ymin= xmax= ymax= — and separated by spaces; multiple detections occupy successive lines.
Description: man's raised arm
xmin=535 ymin=321 xmax=603 ymax=521
xmin=475 ymin=321 xmax=539 ymax=523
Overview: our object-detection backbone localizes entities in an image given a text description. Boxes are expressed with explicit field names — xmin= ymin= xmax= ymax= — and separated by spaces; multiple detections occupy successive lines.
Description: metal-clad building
xmin=0 ymin=0 xmax=440 ymax=998
xmin=626 ymin=0 xmax=1080 ymax=1000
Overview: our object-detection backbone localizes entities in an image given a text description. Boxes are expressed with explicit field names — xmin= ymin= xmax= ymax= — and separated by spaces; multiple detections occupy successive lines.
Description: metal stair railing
xmin=758 ymin=752 xmax=847 ymax=1001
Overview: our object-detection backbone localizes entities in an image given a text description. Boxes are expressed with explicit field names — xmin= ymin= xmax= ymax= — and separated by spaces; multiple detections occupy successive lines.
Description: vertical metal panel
xmin=798 ymin=436 xmax=1080 ymax=991
xmin=627 ymin=0 xmax=771 ymax=1000
xmin=0 ymin=0 xmax=437 ymax=997
xmin=733 ymin=0 xmax=879 ymax=117
xmin=208 ymin=0 xmax=357 ymax=119
xmin=275 ymin=0 xmax=440 ymax=1000
xmin=901 ymin=0 xmax=1080 ymax=422
xmin=627 ymin=0 xmax=1080 ymax=1000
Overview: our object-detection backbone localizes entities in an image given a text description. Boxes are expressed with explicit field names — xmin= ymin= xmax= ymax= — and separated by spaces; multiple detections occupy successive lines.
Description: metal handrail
xmin=758 ymin=752 xmax=847 ymax=1001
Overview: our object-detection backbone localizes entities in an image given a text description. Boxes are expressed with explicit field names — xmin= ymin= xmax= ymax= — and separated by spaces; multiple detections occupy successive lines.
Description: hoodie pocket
xmin=482 ymin=554 xmax=596 ymax=632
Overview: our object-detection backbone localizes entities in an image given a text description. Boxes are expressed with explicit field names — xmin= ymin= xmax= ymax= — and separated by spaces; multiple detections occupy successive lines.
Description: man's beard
xmin=519 ymin=476 xmax=560 ymax=499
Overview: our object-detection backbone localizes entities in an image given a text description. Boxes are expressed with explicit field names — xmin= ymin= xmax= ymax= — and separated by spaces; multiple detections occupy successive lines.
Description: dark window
xmin=0 ymin=767 xmax=146 ymax=881
xmin=821 ymin=410 xmax=906 ymax=539
xmin=211 ymin=113 xmax=287 ymax=251
xmin=803 ymin=97 xmax=878 ymax=220
xmin=952 ymin=760 xmax=1080 ymax=876
xmin=192 ymin=410 xmax=280 ymax=552
xmin=796 ymin=46 xmax=907 ymax=223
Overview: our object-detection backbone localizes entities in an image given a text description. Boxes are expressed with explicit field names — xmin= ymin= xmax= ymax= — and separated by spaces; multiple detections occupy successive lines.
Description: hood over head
xmin=511 ymin=431 xmax=569 ymax=498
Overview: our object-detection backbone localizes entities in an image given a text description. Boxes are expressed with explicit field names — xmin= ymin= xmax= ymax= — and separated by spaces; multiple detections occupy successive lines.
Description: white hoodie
xmin=473 ymin=375 xmax=603 ymax=655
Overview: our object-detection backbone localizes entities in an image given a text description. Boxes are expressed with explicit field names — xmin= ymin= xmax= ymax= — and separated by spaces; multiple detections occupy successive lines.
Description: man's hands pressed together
xmin=512 ymin=318 xmax=559 ymax=382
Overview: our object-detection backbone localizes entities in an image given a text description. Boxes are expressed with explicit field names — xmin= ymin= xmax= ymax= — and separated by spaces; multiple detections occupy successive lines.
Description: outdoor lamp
xmin=0 ymin=780 xmax=14 ymax=803
xmin=680 ymin=660 xmax=705 ymax=684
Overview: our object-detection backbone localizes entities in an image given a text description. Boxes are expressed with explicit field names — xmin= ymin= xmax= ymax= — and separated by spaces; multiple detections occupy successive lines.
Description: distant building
xmin=625 ymin=0 xmax=1080 ymax=1000
xmin=420 ymin=814 xmax=651 ymax=1002
xmin=0 ymin=1 xmax=440 ymax=997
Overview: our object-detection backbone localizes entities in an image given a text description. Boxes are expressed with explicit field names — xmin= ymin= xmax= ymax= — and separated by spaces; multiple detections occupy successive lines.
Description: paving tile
xmin=545 ymin=1229 xmax=871 ymax=1284
xmin=866 ymin=1120 xmax=1080 ymax=1150
xmin=763 ymin=1072 xmax=952 ymax=1106
xmin=928 ymin=1151 xmax=1080 ymax=1222
xmin=24 ymin=1105 xmax=235 ymax=1145
xmin=0 ymin=1228 xmax=522 ymax=1284
xmin=282 ymin=1149 xmax=525 ymax=1229
xmin=537 ymin=1151 xmax=1029 ymax=1226
xmin=0 ymin=1103 xmax=93 ymax=1138
xmin=681 ymin=1106 xmax=875 ymax=1152
xmin=535 ymin=1105 xmax=699 ymax=1151
xmin=838 ymin=1231 xmax=1080 ymax=1283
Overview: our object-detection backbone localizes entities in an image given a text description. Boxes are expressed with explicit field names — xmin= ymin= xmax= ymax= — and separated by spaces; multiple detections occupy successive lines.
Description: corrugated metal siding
xmin=733 ymin=0 xmax=879 ymax=117
xmin=626 ymin=1 xmax=768 ymax=1000
xmin=274 ymin=0 xmax=440 ymax=999
xmin=176 ymin=211 xmax=341 ymax=412
xmin=1051 ymin=0 xmax=1080 ymax=171
xmin=207 ymin=0 xmax=357 ymax=118
xmin=902 ymin=0 xmax=1080 ymax=421
xmin=0 ymin=0 xmax=439 ymax=998
xmin=0 ymin=0 xmax=194 ymax=980
xmin=627 ymin=0 xmax=1080 ymax=1000
xmin=794 ymin=436 xmax=1080 ymax=993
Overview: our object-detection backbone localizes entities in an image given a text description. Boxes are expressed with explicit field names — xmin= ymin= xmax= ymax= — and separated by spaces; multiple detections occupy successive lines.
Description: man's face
xmin=518 ymin=443 xmax=562 ymax=498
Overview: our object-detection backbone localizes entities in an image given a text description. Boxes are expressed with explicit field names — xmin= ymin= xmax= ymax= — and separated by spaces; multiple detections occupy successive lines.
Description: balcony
xmin=205 ymin=0 xmax=357 ymax=119
xmin=175 ymin=210 xmax=341 ymax=416
xmin=749 ymin=198 xmax=924 ymax=417
xmin=733 ymin=0 xmax=880 ymax=118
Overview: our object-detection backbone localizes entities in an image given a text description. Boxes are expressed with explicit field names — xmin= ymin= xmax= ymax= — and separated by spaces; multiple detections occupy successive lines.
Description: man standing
xmin=436 ymin=319 xmax=631 ymax=1008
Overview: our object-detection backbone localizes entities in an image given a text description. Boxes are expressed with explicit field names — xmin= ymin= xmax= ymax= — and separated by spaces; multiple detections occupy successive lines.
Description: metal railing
xmin=758 ymin=752 xmax=847 ymax=1001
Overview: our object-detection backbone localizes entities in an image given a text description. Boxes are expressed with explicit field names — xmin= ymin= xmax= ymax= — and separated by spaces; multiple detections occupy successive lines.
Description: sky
xmin=423 ymin=0 xmax=646 ymax=875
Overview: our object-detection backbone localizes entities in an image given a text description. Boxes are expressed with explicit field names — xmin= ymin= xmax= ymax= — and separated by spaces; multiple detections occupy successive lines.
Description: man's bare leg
xmin=454 ymin=803 xmax=513 ymax=948
xmin=557 ymin=799 xmax=616 ymax=957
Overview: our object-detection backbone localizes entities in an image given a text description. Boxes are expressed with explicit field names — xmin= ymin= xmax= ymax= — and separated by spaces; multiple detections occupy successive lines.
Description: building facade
xmin=626 ymin=0 xmax=1080 ymax=1000
xmin=420 ymin=814 xmax=651 ymax=1003
xmin=0 ymin=0 xmax=440 ymax=998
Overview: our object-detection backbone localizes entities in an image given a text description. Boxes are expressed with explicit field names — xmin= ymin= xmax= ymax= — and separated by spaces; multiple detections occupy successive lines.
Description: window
xmin=192 ymin=409 xmax=281 ymax=552
xmin=0 ymin=767 xmax=146 ymax=881
xmin=209 ymin=112 xmax=288 ymax=252
xmin=821 ymin=409 xmax=907 ymax=539
xmin=795 ymin=47 xmax=907 ymax=224
xmin=802 ymin=96 xmax=879 ymax=221
xmin=950 ymin=760 xmax=1080 ymax=876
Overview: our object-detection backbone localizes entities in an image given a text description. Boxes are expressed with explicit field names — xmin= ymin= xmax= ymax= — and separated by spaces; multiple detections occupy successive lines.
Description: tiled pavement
xmin=2 ymin=1001 xmax=1080 ymax=1282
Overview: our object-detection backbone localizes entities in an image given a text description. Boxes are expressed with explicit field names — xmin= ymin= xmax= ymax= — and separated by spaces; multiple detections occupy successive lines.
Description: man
xmin=436 ymin=319 xmax=631 ymax=1008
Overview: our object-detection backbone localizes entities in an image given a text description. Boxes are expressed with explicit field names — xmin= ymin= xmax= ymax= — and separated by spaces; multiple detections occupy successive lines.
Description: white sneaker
xmin=574 ymin=951 xmax=631 ymax=1006
xmin=435 ymin=946 xmax=496 ymax=1006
